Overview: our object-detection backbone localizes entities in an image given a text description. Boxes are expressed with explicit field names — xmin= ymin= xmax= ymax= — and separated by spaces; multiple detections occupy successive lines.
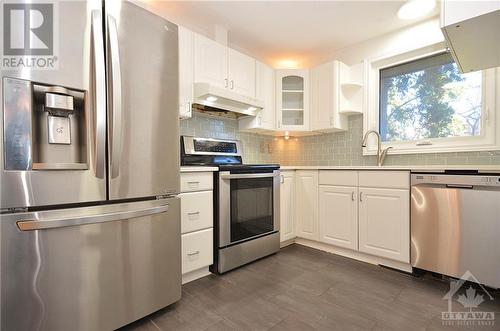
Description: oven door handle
xmin=220 ymin=173 xmax=278 ymax=180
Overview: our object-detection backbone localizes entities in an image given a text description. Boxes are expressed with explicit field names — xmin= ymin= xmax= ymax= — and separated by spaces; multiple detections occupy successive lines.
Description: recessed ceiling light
xmin=206 ymin=96 xmax=217 ymax=102
xmin=398 ymin=0 xmax=436 ymax=20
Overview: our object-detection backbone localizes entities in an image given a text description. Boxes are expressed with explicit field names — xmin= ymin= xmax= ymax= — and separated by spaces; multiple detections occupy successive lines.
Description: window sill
xmin=363 ymin=143 xmax=500 ymax=156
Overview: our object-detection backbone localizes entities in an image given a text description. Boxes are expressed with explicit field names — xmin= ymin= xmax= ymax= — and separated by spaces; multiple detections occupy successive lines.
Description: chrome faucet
xmin=361 ymin=130 xmax=393 ymax=166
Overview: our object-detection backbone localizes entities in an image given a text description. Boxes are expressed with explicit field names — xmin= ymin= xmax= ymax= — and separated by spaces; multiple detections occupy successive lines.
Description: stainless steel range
xmin=181 ymin=136 xmax=280 ymax=273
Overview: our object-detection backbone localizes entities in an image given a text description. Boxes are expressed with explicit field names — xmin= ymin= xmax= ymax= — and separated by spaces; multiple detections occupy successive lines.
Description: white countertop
xmin=279 ymin=165 xmax=500 ymax=173
xmin=180 ymin=166 xmax=219 ymax=172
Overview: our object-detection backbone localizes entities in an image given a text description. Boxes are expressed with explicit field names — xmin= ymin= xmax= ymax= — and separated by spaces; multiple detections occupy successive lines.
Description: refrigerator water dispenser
xmin=3 ymin=77 xmax=88 ymax=170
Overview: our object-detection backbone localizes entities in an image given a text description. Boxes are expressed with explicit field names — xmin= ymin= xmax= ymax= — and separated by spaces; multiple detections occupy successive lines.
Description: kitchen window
xmin=365 ymin=44 xmax=500 ymax=154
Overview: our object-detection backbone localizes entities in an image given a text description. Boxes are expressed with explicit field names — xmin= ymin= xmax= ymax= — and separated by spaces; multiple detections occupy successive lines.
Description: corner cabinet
xmin=276 ymin=70 xmax=310 ymax=132
xmin=280 ymin=171 xmax=296 ymax=243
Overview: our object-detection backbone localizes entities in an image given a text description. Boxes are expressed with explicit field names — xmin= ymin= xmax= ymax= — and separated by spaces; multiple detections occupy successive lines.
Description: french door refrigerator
xmin=0 ymin=1 xmax=181 ymax=330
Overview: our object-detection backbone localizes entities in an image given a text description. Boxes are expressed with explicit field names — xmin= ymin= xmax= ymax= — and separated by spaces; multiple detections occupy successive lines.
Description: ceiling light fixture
xmin=206 ymin=96 xmax=217 ymax=102
xmin=397 ymin=0 xmax=436 ymax=20
xmin=277 ymin=59 xmax=299 ymax=69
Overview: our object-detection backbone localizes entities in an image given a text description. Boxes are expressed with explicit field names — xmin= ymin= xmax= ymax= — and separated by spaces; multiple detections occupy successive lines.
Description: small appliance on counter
xmin=181 ymin=136 xmax=280 ymax=273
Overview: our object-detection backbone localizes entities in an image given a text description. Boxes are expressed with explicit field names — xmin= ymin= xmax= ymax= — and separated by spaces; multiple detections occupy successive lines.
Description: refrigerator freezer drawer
xmin=1 ymin=198 xmax=181 ymax=331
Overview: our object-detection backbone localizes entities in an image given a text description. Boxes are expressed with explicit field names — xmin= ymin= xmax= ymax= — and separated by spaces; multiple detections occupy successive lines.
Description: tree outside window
xmin=379 ymin=52 xmax=482 ymax=142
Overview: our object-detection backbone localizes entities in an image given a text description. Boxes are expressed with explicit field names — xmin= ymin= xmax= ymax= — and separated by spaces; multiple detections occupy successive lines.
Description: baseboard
xmin=283 ymin=237 xmax=412 ymax=273
xmin=279 ymin=238 xmax=295 ymax=248
xmin=182 ymin=267 xmax=211 ymax=285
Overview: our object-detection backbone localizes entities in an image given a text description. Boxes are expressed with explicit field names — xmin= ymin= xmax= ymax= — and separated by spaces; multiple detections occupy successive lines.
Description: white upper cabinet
xmin=441 ymin=0 xmax=500 ymax=72
xmin=194 ymin=33 xmax=256 ymax=99
xmin=178 ymin=26 xmax=194 ymax=119
xmin=310 ymin=61 xmax=347 ymax=132
xmin=239 ymin=61 xmax=275 ymax=131
xmin=194 ymin=33 xmax=228 ymax=89
xmin=228 ymin=48 xmax=256 ymax=97
xmin=276 ymin=69 xmax=310 ymax=131
xmin=295 ymin=170 xmax=319 ymax=241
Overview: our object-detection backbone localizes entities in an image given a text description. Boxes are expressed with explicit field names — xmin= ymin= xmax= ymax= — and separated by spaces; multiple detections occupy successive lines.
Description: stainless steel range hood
xmin=193 ymin=82 xmax=264 ymax=117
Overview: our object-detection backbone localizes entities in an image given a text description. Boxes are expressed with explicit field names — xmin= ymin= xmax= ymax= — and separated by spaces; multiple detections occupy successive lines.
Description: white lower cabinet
xmin=358 ymin=187 xmax=410 ymax=263
xmin=319 ymin=185 xmax=358 ymax=250
xmin=295 ymin=171 xmax=319 ymax=241
xmin=181 ymin=228 xmax=213 ymax=274
xmin=280 ymin=171 xmax=296 ymax=242
xmin=180 ymin=171 xmax=214 ymax=284
xmin=180 ymin=191 xmax=213 ymax=234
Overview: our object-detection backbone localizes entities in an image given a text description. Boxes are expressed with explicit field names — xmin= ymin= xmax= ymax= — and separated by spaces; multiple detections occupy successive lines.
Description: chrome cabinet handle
xmin=359 ymin=192 xmax=363 ymax=202
xmin=224 ymin=78 xmax=228 ymax=88
xmin=107 ymin=14 xmax=122 ymax=179
xmin=280 ymin=175 xmax=285 ymax=184
xmin=230 ymin=80 xmax=234 ymax=89
xmin=91 ymin=10 xmax=106 ymax=179
xmin=187 ymin=211 xmax=200 ymax=216
xmin=17 ymin=204 xmax=169 ymax=231
xmin=351 ymin=191 xmax=355 ymax=201
xmin=187 ymin=251 xmax=200 ymax=256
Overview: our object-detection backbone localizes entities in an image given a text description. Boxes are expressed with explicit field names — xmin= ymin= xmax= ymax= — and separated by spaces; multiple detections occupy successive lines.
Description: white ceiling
xmin=146 ymin=1 xmax=439 ymax=68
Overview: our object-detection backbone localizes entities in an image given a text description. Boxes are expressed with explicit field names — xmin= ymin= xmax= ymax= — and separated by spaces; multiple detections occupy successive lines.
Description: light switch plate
xmin=48 ymin=116 xmax=71 ymax=144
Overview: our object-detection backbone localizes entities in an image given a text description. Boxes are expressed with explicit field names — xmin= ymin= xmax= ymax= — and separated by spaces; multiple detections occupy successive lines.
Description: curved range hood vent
xmin=193 ymin=82 xmax=264 ymax=117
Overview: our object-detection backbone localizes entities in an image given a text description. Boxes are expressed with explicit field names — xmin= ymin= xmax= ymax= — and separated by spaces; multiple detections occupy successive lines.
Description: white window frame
xmin=363 ymin=42 xmax=500 ymax=155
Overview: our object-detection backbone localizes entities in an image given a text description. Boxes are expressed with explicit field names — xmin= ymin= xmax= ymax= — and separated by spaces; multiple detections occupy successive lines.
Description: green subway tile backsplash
xmin=180 ymin=112 xmax=499 ymax=166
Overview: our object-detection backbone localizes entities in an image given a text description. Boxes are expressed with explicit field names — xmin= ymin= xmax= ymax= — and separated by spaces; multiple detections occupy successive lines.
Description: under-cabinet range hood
xmin=193 ymin=82 xmax=264 ymax=117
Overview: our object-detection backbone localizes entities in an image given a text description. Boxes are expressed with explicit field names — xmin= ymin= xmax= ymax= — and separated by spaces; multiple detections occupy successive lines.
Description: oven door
xmin=218 ymin=170 xmax=280 ymax=247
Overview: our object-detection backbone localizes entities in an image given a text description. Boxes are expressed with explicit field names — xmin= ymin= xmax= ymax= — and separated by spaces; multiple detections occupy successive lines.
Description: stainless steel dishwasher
xmin=411 ymin=172 xmax=500 ymax=288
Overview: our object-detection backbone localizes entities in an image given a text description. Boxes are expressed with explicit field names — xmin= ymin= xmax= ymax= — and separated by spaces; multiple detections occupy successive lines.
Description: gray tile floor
xmin=120 ymin=244 xmax=500 ymax=331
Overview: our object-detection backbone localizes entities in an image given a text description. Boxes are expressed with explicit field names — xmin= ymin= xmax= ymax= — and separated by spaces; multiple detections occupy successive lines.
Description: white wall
xmin=330 ymin=17 xmax=444 ymax=66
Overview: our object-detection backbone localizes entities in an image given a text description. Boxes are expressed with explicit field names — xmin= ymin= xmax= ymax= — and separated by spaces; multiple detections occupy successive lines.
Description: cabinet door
xmin=319 ymin=185 xmax=358 ymax=250
xmin=178 ymin=26 xmax=194 ymax=119
xmin=228 ymin=48 xmax=256 ymax=98
xmin=256 ymin=61 xmax=275 ymax=129
xmin=238 ymin=61 xmax=275 ymax=131
xmin=276 ymin=69 xmax=310 ymax=131
xmin=358 ymin=187 xmax=410 ymax=263
xmin=310 ymin=62 xmax=333 ymax=131
xmin=280 ymin=171 xmax=296 ymax=242
xmin=295 ymin=170 xmax=319 ymax=240
xmin=194 ymin=33 xmax=227 ymax=89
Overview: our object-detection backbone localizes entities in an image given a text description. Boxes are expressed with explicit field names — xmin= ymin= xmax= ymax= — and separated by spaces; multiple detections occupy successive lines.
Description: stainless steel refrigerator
xmin=0 ymin=1 xmax=181 ymax=330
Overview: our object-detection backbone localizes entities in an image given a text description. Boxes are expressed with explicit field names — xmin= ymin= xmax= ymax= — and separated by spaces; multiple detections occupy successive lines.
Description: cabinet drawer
xmin=319 ymin=171 xmax=358 ymax=186
xmin=180 ymin=172 xmax=213 ymax=192
xmin=358 ymin=171 xmax=409 ymax=189
xmin=181 ymin=191 xmax=213 ymax=234
xmin=182 ymin=228 xmax=213 ymax=274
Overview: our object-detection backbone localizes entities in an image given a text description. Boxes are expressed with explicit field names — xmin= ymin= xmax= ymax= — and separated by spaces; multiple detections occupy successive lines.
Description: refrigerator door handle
xmin=91 ymin=10 xmax=106 ymax=179
xmin=16 ymin=204 xmax=169 ymax=231
xmin=107 ymin=14 xmax=123 ymax=179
